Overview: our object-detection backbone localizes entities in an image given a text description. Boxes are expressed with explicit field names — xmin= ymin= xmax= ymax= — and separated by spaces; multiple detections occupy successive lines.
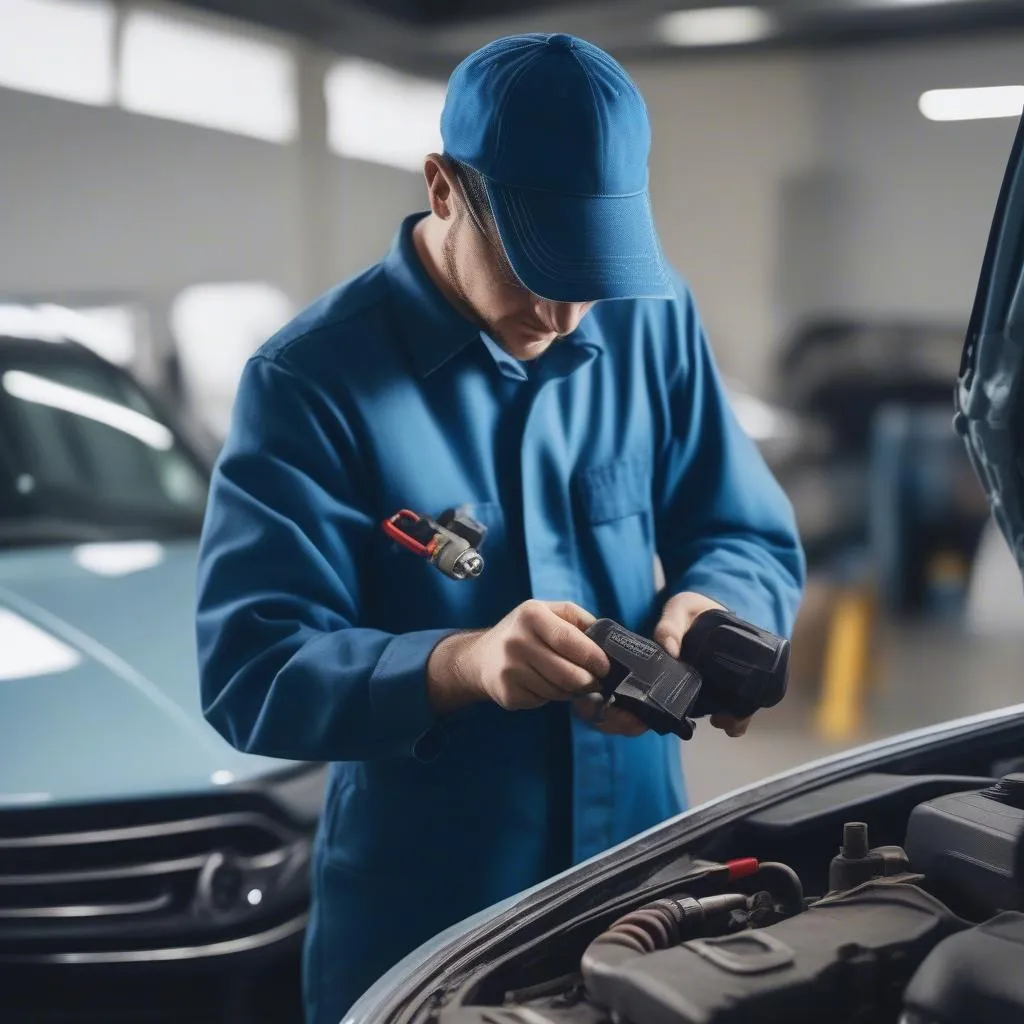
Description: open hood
xmin=956 ymin=113 xmax=1024 ymax=578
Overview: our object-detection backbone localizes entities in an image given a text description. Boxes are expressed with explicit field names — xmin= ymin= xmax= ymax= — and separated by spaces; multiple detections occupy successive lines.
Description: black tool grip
xmin=585 ymin=611 xmax=790 ymax=739
xmin=684 ymin=610 xmax=790 ymax=720
xmin=585 ymin=619 xmax=702 ymax=739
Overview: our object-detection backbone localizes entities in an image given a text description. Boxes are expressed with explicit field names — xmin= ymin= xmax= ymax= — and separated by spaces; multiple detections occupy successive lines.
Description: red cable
xmin=726 ymin=857 xmax=760 ymax=880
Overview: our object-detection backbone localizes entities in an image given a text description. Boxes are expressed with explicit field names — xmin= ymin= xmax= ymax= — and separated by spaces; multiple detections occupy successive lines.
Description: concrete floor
xmin=682 ymin=621 xmax=1024 ymax=805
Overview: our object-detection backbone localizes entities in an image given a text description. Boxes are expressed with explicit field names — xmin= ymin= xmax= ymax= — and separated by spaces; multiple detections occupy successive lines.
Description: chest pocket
xmin=574 ymin=454 xmax=653 ymax=524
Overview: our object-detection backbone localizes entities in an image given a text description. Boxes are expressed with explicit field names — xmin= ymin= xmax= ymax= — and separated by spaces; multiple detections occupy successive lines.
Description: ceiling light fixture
xmin=656 ymin=6 xmax=774 ymax=47
xmin=919 ymin=86 xmax=1024 ymax=122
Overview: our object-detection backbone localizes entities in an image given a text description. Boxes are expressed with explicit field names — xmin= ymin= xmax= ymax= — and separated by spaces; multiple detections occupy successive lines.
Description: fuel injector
xmin=381 ymin=507 xmax=486 ymax=580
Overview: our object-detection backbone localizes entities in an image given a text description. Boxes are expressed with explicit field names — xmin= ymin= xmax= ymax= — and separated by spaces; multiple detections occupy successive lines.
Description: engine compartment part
xmin=904 ymin=773 xmax=1024 ymax=916
xmin=902 ymin=911 xmax=1024 ymax=1024
xmin=828 ymin=821 xmax=912 ymax=893
xmin=436 ymin=771 xmax=1024 ymax=1024
xmin=583 ymin=880 xmax=966 ymax=1024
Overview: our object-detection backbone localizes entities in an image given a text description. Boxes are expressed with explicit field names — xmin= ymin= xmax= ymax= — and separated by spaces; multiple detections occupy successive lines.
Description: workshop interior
xmin=2 ymin=0 xmax=1024 ymax=1022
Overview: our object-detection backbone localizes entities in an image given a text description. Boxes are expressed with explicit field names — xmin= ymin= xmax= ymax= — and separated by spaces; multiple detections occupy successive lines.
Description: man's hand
xmin=427 ymin=600 xmax=611 ymax=714
xmin=571 ymin=693 xmax=648 ymax=737
xmin=653 ymin=591 xmax=752 ymax=739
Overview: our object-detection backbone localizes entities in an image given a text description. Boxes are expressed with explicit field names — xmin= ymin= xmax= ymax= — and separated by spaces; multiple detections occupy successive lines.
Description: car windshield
xmin=0 ymin=342 xmax=209 ymax=548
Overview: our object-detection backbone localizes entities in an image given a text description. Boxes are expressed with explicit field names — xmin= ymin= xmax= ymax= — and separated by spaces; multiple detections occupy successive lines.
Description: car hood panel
xmin=956 ymin=113 xmax=1024 ymax=576
xmin=0 ymin=539 xmax=292 ymax=806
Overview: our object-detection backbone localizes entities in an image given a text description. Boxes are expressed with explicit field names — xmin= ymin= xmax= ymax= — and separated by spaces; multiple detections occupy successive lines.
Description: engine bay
xmin=434 ymin=762 xmax=1024 ymax=1024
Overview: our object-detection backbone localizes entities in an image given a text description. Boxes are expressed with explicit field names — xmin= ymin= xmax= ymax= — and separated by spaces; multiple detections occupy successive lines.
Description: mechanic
xmin=196 ymin=32 xmax=805 ymax=1024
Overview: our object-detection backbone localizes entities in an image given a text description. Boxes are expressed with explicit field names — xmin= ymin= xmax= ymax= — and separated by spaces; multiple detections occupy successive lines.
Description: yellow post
xmin=815 ymin=587 xmax=874 ymax=742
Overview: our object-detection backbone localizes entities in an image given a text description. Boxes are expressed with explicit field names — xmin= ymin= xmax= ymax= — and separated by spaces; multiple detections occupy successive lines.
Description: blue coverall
xmin=196 ymin=213 xmax=805 ymax=1024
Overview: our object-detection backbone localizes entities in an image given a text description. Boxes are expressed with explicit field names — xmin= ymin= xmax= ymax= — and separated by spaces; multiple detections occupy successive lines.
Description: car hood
xmin=956 ymin=113 xmax=1024 ymax=579
xmin=0 ymin=538 xmax=293 ymax=807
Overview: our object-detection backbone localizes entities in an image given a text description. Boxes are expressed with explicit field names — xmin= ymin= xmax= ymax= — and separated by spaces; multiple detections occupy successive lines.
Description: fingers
xmin=710 ymin=713 xmax=752 ymax=738
xmin=522 ymin=640 xmax=603 ymax=698
xmin=597 ymin=706 xmax=648 ymax=737
xmin=653 ymin=618 xmax=685 ymax=659
xmin=572 ymin=697 xmax=649 ymax=737
xmin=526 ymin=602 xmax=611 ymax=680
xmin=654 ymin=592 xmax=728 ymax=659
xmin=544 ymin=600 xmax=597 ymax=631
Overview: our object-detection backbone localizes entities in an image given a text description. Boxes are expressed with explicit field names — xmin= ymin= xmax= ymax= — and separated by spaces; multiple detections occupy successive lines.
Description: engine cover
xmin=904 ymin=774 xmax=1024 ymax=916
xmin=585 ymin=880 xmax=966 ymax=1024
xmin=903 ymin=912 xmax=1024 ymax=1024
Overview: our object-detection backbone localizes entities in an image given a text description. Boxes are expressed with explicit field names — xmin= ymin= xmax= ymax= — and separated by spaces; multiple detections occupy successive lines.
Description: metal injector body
xmin=381 ymin=507 xmax=487 ymax=581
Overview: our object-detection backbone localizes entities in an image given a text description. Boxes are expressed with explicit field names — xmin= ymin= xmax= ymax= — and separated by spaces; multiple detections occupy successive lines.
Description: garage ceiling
xmin=174 ymin=0 xmax=1024 ymax=76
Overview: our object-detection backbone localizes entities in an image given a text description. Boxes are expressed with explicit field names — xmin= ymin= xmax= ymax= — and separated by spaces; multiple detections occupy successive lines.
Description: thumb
xmin=653 ymin=615 xmax=685 ymax=659
xmin=547 ymin=601 xmax=598 ymax=631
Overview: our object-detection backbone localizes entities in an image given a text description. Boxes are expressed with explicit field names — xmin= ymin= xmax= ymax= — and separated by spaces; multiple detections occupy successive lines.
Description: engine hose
xmin=586 ymin=893 xmax=749 ymax=956
xmin=755 ymin=861 xmax=805 ymax=916
xmin=581 ymin=892 xmax=750 ymax=1004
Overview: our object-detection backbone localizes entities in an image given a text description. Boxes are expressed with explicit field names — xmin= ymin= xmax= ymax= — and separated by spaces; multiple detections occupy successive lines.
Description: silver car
xmin=0 ymin=333 xmax=325 ymax=984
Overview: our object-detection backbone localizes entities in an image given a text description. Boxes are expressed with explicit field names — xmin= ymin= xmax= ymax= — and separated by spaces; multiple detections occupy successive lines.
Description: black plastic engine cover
xmin=904 ymin=774 xmax=1024 ymax=916
xmin=586 ymin=880 xmax=966 ymax=1024
xmin=903 ymin=912 xmax=1024 ymax=1024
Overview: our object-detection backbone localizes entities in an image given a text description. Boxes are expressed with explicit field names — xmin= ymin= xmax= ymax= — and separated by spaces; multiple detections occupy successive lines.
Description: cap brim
xmin=484 ymin=179 xmax=674 ymax=303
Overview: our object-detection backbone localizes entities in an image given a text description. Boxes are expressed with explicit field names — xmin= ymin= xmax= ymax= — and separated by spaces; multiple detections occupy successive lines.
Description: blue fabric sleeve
xmin=196 ymin=354 xmax=457 ymax=763
xmin=653 ymin=281 xmax=806 ymax=637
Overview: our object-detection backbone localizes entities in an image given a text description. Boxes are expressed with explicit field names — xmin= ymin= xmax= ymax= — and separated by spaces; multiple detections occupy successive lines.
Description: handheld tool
xmin=585 ymin=610 xmax=790 ymax=740
xmin=381 ymin=506 xmax=487 ymax=580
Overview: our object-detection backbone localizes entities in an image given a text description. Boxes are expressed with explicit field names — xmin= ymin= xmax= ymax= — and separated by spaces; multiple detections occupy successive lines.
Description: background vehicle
xmin=0 ymin=333 xmax=324 ymax=1021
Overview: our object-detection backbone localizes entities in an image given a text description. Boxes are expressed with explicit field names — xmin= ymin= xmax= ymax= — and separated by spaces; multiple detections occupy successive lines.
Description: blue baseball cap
xmin=440 ymin=33 xmax=673 ymax=303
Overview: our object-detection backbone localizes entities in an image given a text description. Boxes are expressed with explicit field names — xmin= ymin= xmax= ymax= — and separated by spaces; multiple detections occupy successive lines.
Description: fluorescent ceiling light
xmin=0 ymin=608 xmax=81 ymax=681
xmin=2 ymin=370 xmax=174 ymax=450
xmin=119 ymin=10 xmax=297 ymax=142
xmin=0 ymin=0 xmax=115 ymax=106
xmin=325 ymin=59 xmax=445 ymax=173
xmin=919 ymin=86 xmax=1024 ymax=122
xmin=73 ymin=542 xmax=165 ymax=577
xmin=657 ymin=6 xmax=773 ymax=46
xmin=0 ymin=303 xmax=137 ymax=364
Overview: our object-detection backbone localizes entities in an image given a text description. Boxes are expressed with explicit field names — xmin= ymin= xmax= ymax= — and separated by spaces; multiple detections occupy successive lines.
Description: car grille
xmin=0 ymin=788 xmax=313 ymax=963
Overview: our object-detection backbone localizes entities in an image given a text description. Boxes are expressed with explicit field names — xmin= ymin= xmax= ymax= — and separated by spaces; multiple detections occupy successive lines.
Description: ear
xmin=423 ymin=153 xmax=457 ymax=220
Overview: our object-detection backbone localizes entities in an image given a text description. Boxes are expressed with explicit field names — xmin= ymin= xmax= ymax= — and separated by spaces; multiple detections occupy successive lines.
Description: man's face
xmin=443 ymin=176 xmax=595 ymax=361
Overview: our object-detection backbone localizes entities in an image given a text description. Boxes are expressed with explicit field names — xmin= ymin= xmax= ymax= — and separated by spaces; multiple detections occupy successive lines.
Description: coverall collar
xmin=383 ymin=213 xmax=600 ymax=381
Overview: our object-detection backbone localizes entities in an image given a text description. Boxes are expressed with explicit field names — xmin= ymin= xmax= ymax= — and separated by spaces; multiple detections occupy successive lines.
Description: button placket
xmin=518 ymin=361 xmax=614 ymax=867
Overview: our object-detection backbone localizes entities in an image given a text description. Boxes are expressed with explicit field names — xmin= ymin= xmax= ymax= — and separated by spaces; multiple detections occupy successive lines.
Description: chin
xmin=505 ymin=327 xmax=557 ymax=357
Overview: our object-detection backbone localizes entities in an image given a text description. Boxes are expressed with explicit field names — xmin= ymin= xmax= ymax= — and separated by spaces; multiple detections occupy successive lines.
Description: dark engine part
xmin=828 ymin=821 xmax=912 ymax=893
xmin=902 ymin=912 xmax=1024 ymax=1024
xmin=904 ymin=774 xmax=1024 ymax=916
xmin=582 ymin=879 xmax=966 ymax=1024
xmin=588 ymin=893 xmax=752 ymax=956
xmin=585 ymin=612 xmax=789 ymax=740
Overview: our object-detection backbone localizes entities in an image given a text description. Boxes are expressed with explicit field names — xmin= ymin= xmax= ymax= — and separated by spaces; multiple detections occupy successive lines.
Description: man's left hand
xmin=572 ymin=693 xmax=648 ymax=737
xmin=653 ymin=591 xmax=753 ymax=739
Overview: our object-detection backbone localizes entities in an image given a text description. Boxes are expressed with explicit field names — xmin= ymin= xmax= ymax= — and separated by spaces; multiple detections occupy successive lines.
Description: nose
xmin=536 ymin=300 xmax=594 ymax=336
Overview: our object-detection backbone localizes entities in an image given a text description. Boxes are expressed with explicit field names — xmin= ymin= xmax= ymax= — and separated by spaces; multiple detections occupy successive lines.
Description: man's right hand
xmin=427 ymin=600 xmax=612 ymax=714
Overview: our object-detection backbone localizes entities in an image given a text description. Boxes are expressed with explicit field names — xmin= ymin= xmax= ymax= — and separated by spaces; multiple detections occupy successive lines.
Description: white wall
xmin=632 ymin=54 xmax=817 ymax=388
xmin=803 ymin=33 xmax=1024 ymax=325
xmin=3 ymin=23 xmax=1024 ymax=404
xmin=0 ymin=87 xmax=305 ymax=301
